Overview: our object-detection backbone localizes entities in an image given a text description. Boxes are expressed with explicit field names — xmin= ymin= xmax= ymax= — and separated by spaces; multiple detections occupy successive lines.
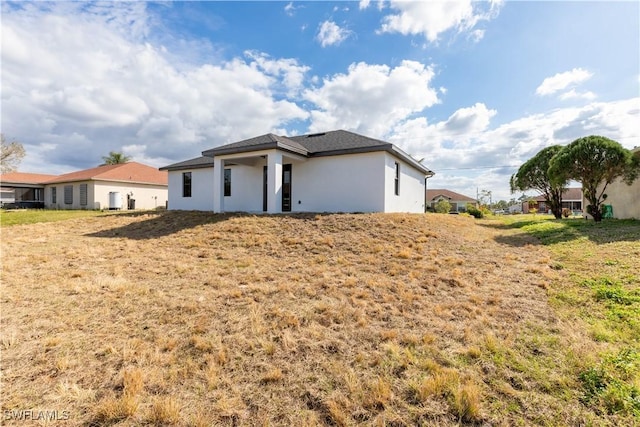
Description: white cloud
xmin=558 ymin=89 xmax=597 ymax=101
xmin=284 ymin=2 xmax=297 ymax=17
xmin=1 ymin=3 xmax=309 ymax=172
xmin=536 ymin=68 xmax=593 ymax=96
xmin=443 ymin=103 xmax=497 ymax=135
xmin=316 ymin=20 xmax=351 ymax=47
xmin=390 ymin=103 xmax=497 ymax=154
xmin=388 ymin=97 xmax=639 ymax=201
xmin=304 ymin=60 xmax=439 ymax=138
xmin=244 ymin=51 xmax=311 ymax=96
xmin=359 ymin=0 xmax=371 ymax=10
xmin=378 ymin=0 xmax=502 ymax=42
xmin=469 ymin=29 xmax=485 ymax=42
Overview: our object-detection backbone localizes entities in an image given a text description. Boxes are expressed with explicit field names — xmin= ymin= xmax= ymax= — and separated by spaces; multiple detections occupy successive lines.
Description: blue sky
xmin=2 ymin=1 xmax=639 ymax=201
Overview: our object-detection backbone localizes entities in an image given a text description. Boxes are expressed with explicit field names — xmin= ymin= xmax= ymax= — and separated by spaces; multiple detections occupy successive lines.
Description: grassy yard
xmin=0 ymin=209 xmax=111 ymax=227
xmin=0 ymin=211 xmax=637 ymax=425
xmin=492 ymin=215 xmax=640 ymax=420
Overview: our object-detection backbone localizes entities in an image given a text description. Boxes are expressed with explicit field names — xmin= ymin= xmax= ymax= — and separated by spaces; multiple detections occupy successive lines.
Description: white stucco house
xmin=160 ymin=130 xmax=434 ymax=214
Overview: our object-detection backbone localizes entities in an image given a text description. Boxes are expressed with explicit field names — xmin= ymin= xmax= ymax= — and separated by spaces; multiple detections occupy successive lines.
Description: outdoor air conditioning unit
xmin=108 ymin=192 xmax=122 ymax=210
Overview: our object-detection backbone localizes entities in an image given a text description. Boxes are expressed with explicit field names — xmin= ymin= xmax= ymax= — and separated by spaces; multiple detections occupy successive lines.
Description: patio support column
xmin=267 ymin=151 xmax=282 ymax=214
xmin=213 ymin=157 xmax=225 ymax=213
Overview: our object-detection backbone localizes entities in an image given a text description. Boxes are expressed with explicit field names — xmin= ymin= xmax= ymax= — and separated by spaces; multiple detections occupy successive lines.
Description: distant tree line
xmin=511 ymin=135 xmax=639 ymax=222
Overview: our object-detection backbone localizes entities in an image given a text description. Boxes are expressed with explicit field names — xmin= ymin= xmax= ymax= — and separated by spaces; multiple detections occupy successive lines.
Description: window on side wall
xmin=64 ymin=185 xmax=73 ymax=204
xmin=224 ymin=168 xmax=231 ymax=197
xmin=394 ymin=162 xmax=400 ymax=196
xmin=51 ymin=187 xmax=57 ymax=204
xmin=80 ymin=184 xmax=88 ymax=206
xmin=182 ymin=172 xmax=192 ymax=198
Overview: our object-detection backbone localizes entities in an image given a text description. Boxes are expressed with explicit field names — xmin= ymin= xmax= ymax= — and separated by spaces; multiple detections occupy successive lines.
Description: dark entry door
xmin=282 ymin=164 xmax=292 ymax=212
xmin=263 ymin=166 xmax=268 ymax=212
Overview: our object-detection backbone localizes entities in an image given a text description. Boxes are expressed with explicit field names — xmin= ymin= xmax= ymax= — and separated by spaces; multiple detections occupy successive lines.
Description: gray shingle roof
xmin=163 ymin=130 xmax=434 ymax=176
xmin=159 ymin=156 xmax=215 ymax=171
xmin=289 ymin=130 xmax=390 ymax=154
xmin=201 ymin=133 xmax=308 ymax=157
xmin=289 ymin=130 xmax=432 ymax=174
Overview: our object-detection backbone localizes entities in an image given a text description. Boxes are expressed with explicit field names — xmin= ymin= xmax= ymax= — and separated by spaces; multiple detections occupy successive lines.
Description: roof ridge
xmin=43 ymin=161 xmax=167 ymax=185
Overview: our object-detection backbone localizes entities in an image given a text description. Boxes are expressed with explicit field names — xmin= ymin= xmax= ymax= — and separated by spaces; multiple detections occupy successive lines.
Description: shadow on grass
xmin=86 ymin=210 xmax=239 ymax=240
xmin=481 ymin=217 xmax=640 ymax=247
xmin=85 ymin=210 xmax=333 ymax=240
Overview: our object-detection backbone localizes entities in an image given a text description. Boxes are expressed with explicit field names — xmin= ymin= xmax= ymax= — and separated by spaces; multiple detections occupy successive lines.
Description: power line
xmin=394 ymin=133 xmax=640 ymax=144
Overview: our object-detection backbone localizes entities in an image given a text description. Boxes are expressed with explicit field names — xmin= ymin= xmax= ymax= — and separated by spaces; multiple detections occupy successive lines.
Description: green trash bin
xmin=602 ymin=204 xmax=613 ymax=219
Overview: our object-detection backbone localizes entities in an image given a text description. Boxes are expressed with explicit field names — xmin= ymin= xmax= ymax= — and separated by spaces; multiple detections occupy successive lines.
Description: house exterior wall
xmin=93 ymin=182 xmax=167 ymax=210
xmin=45 ymin=181 xmax=167 ymax=210
xmin=290 ymin=152 xmax=386 ymax=213
xmin=166 ymin=152 xmax=388 ymax=213
xmin=168 ymin=168 xmax=215 ymax=211
xmin=45 ymin=181 xmax=95 ymax=210
xmin=587 ymin=177 xmax=640 ymax=219
xmin=382 ymin=152 xmax=426 ymax=213
xmin=224 ymin=163 xmax=265 ymax=212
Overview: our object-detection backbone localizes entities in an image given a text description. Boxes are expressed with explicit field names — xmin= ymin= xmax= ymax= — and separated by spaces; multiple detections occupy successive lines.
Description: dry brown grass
xmin=0 ymin=211 xmax=607 ymax=425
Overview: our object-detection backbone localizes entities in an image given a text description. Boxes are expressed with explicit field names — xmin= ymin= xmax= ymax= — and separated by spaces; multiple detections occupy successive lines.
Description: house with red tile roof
xmin=1 ymin=162 xmax=167 ymax=210
xmin=425 ymin=189 xmax=477 ymax=213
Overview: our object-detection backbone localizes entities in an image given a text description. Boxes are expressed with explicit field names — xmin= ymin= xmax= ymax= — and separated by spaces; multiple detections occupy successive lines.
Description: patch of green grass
xmin=583 ymin=277 xmax=640 ymax=342
xmin=0 ymin=209 xmax=110 ymax=227
xmin=579 ymin=349 xmax=640 ymax=416
xmin=500 ymin=215 xmax=640 ymax=246
xmin=496 ymin=215 xmax=640 ymax=420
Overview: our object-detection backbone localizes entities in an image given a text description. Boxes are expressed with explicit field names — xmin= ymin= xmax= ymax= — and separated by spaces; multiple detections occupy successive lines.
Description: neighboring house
xmin=161 ymin=130 xmax=434 ymax=214
xmin=1 ymin=163 xmax=168 ymax=210
xmin=0 ymin=172 xmax=57 ymax=208
xmin=425 ymin=189 xmax=477 ymax=213
xmin=585 ymin=147 xmax=640 ymax=219
xmin=523 ymin=188 xmax=583 ymax=214
xmin=44 ymin=162 xmax=168 ymax=210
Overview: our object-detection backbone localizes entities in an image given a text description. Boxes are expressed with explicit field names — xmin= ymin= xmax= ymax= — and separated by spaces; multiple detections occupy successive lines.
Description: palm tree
xmin=101 ymin=151 xmax=132 ymax=165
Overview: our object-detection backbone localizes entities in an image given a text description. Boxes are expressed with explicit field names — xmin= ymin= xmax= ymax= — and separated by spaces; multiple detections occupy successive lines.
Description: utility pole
xmin=480 ymin=189 xmax=492 ymax=210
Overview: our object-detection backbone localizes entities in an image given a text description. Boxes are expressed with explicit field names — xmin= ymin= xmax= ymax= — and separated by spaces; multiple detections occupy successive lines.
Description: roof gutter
xmin=389 ymin=145 xmax=434 ymax=176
